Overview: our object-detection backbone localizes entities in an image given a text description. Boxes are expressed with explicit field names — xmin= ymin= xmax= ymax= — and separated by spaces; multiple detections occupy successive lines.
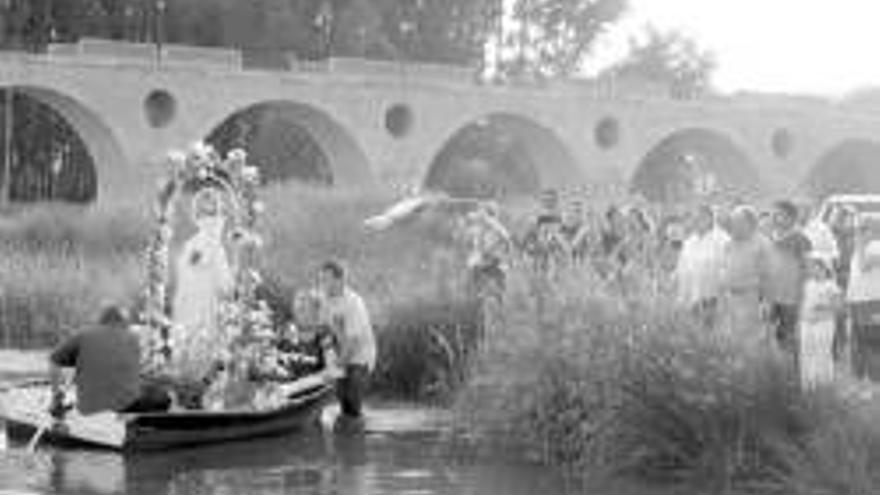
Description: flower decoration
xmin=242 ymin=166 xmax=260 ymax=184
xmin=142 ymin=141 xmax=271 ymax=378
xmin=228 ymin=148 xmax=247 ymax=165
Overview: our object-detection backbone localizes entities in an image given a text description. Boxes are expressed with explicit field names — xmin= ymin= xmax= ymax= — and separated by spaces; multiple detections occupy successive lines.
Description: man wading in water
xmin=317 ymin=261 xmax=377 ymax=429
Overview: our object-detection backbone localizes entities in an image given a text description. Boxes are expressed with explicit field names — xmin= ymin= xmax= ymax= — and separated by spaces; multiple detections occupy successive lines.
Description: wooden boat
xmin=0 ymin=374 xmax=334 ymax=452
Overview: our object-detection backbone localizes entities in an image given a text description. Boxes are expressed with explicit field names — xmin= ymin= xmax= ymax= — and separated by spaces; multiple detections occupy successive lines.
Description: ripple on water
xmin=392 ymin=469 xmax=435 ymax=480
xmin=0 ymin=406 xmax=578 ymax=495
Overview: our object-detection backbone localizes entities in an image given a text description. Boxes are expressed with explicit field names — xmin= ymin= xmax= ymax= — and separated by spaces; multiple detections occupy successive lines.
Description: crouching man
xmin=49 ymin=305 xmax=171 ymax=418
xmin=317 ymin=261 xmax=376 ymax=424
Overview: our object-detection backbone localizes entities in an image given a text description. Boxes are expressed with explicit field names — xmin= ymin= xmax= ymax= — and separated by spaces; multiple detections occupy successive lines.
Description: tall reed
xmin=457 ymin=261 xmax=880 ymax=494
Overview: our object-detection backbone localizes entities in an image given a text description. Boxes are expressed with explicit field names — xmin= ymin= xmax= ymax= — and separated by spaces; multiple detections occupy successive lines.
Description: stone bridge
xmin=2 ymin=38 xmax=880 ymax=206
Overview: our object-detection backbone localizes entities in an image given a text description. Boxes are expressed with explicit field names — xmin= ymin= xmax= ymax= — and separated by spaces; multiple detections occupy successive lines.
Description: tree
xmin=369 ymin=0 xmax=502 ymax=65
xmin=7 ymin=0 xmax=504 ymax=67
xmin=496 ymin=0 xmax=628 ymax=81
xmin=606 ymin=26 xmax=717 ymax=98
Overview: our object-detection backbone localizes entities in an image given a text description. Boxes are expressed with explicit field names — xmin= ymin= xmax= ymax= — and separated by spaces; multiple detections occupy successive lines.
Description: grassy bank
xmin=0 ymin=185 xmax=480 ymax=401
xmin=456 ymin=264 xmax=880 ymax=494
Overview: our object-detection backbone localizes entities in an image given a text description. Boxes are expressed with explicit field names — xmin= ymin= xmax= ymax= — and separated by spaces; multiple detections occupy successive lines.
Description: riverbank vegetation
xmin=3 ymin=187 xmax=880 ymax=494
xmin=456 ymin=264 xmax=880 ymax=494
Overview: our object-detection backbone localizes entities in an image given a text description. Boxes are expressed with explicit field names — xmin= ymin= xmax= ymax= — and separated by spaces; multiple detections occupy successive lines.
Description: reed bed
xmin=456 ymin=261 xmax=880 ymax=494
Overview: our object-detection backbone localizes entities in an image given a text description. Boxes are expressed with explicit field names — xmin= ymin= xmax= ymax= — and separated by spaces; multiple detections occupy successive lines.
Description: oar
xmin=25 ymin=418 xmax=50 ymax=452
xmin=26 ymin=376 xmax=72 ymax=452
xmin=0 ymin=378 xmax=49 ymax=451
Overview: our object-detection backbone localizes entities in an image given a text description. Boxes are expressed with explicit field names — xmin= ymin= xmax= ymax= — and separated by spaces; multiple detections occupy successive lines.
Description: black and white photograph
xmin=0 ymin=1 xmax=879 ymax=494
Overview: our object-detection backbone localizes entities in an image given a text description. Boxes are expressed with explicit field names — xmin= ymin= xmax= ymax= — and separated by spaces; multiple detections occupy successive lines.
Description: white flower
xmin=189 ymin=142 xmax=219 ymax=170
xmin=189 ymin=141 xmax=210 ymax=158
xmin=167 ymin=150 xmax=187 ymax=169
xmin=242 ymin=166 xmax=260 ymax=183
xmin=228 ymin=148 xmax=247 ymax=163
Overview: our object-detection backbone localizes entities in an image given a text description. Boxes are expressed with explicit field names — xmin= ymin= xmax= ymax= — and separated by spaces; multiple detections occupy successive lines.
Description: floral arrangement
xmin=142 ymin=142 xmax=265 ymax=375
xmin=139 ymin=142 xmax=327 ymax=411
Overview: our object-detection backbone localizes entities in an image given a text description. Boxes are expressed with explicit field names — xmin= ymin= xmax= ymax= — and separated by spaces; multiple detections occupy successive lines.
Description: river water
xmin=0 ymin=408 xmax=580 ymax=495
xmin=0 ymin=352 xmax=654 ymax=495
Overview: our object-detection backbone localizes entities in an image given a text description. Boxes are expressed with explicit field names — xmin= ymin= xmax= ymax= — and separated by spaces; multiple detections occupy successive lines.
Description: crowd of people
xmin=462 ymin=187 xmax=875 ymax=392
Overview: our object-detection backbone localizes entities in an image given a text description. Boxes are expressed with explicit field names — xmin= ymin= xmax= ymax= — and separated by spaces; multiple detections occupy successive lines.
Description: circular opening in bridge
xmin=143 ymin=89 xmax=177 ymax=129
xmin=425 ymin=114 xmax=575 ymax=199
xmin=804 ymin=138 xmax=880 ymax=198
xmin=385 ymin=104 xmax=414 ymax=138
xmin=594 ymin=116 xmax=620 ymax=149
xmin=771 ymin=128 xmax=793 ymax=158
xmin=632 ymin=128 xmax=759 ymax=203
xmin=0 ymin=88 xmax=97 ymax=205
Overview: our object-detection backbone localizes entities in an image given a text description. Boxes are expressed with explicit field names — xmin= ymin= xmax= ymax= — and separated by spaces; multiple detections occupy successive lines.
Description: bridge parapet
xmin=48 ymin=38 xmax=157 ymax=61
xmin=325 ymin=57 xmax=476 ymax=84
xmin=162 ymin=44 xmax=242 ymax=68
xmin=46 ymin=38 xmax=241 ymax=69
xmin=39 ymin=39 xmax=479 ymax=86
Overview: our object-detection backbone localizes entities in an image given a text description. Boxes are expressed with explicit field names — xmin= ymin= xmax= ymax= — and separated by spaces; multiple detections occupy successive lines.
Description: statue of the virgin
xmin=170 ymin=187 xmax=235 ymax=379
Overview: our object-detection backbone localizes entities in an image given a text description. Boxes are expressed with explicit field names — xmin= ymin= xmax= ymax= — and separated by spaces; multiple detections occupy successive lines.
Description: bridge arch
xmin=204 ymin=100 xmax=372 ymax=188
xmin=424 ymin=112 xmax=577 ymax=199
xmin=803 ymin=138 xmax=880 ymax=198
xmin=632 ymin=127 xmax=760 ymax=203
xmin=2 ymin=85 xmax=127 ymax=204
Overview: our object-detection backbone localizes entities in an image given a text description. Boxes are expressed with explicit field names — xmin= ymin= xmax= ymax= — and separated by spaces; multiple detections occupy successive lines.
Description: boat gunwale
xmin=1 ymin=379 xmax=335 ymax=452
xmin=126 ymin=382 xmax=332 ymax=422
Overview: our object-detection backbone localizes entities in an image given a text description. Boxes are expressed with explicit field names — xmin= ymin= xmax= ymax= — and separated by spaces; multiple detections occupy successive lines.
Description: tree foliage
xmin=0 ymin=0 xmax=503 ymax=67
xmin=607 ymin=26 xmax=717 ymax=98
xmin=495 ymin=0 xmax=628 ymax=81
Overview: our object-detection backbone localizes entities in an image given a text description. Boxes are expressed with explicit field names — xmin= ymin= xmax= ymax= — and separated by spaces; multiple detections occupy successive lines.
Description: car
xmin=816 ymin=194 xmax=880 ymax=223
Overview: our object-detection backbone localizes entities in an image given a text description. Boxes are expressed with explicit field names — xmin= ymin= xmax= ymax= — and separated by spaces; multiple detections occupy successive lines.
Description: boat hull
xmin=2 ymin=376 xmax=335 ymax=452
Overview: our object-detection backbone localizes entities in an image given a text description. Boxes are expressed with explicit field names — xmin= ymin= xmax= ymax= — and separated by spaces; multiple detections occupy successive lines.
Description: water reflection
xmin=1 ymin=427 xmax=575 ymax=495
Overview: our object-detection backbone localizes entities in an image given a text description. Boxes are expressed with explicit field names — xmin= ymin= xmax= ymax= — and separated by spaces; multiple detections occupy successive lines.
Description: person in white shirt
xmin=675 ymin=205 xmax=730 ymax=328
xmin=317 ymin=260 xmax=377 ymax=420
xmin=799 ymin=253 xmax=842 ymax=390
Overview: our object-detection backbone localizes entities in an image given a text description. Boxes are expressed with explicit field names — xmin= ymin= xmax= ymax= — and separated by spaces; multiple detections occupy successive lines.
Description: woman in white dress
xmin=799 ymin=253 xmax=842 ymax=390
xmin=171 ymin=187 xmax=236 ymax=379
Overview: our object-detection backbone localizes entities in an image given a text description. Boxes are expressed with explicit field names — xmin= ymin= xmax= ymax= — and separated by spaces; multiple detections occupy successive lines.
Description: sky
xmin=584 ymin=0 xmax=880 ymax=97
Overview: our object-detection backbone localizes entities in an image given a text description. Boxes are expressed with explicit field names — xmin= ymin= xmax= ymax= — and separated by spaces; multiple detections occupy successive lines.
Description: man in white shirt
xmin=675 ymin=205 xmax=730 ymax=327
xmin=318 ymin=260 xmax=376 ymax=420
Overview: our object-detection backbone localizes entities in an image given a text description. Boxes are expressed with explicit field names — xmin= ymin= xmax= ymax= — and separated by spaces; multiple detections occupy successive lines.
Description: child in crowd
xmin=799 ymin=253 xmax=842 ymax=389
